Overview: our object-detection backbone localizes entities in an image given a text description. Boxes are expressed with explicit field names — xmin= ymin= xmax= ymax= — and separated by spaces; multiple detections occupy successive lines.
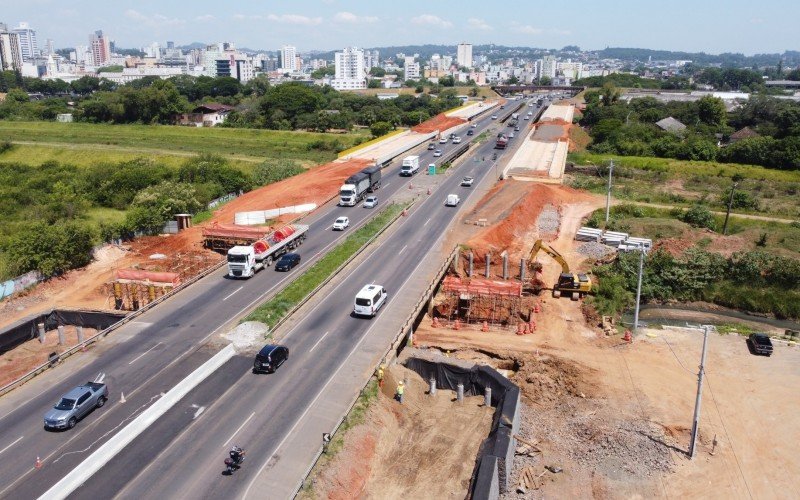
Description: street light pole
xmin=689 ymin=325 xmax=710 ymax=459
xmin=633 ymin=247 xmax=645 ymax=333
xmin=605 ymin=159 xmax=614 ymax=224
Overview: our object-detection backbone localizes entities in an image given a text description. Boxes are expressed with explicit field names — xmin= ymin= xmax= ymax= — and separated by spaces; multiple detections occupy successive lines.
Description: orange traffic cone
xmin=516 ymin=323 xmax=525 ymax=335
xmin=408 ymin=182 xmax=413 ymax=189
xmin=481 ymin=321 xmax=489 ymax=332
xmin=623 ymin=330 xmax=632 ymax=342
xmin=453 ymin=319 xmax=461 ymax=330
xmin=432 ymin=317 xmax=440 ymax=328
xmin=534 ymin=302 xmax=540 ymax=314
xmin=402 ymin=208 xmax=407 ymax=217
xmin=427 ymin=187 xmax=431 ymax=195
xmin=35 ymin=456 xmax=42 ymax=469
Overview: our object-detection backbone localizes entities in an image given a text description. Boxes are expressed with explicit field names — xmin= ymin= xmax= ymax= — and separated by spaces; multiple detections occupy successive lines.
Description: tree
xmin=127 ymin=181 xmax=203 ymax=233
xmin=310 ymin=66 xmax=336 ymax=79
xmin=540 ymin=76 xmax=552 ymax=86
xmin=367 ymin=79 xmax=381 ymax=89
xmin=252 ymin=160 xmax=305 ymax=186
xmin=600 ymin=83 xmax=621 ymax=106
xmin=507 ymin=75 xmax=520 ymax=85
xmin=369 ymin=67 xmax=386 ymax=77
xmin=681 ymin=204 xmax=715 ymax=229
xmin=439 ymin=75 xmax=455 ymax=87
xmin=370 ymin=121 xmax=393 ymax=138
xmin=3 ymin=221 xmax=96 ymax=276
xmin=696 ymin=96 xmax=727 ymax=127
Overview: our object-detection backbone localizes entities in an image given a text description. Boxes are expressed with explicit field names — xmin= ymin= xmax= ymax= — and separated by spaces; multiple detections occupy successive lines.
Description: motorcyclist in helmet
xmin=230 ymin=445 xmax=245 ymax=466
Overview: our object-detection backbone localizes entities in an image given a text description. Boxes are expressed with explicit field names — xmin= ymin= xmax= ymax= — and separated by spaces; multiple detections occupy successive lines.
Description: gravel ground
xmin=536 ymin=205 xmax=560 ymax=235
xmin=576 ymin=241 xmax=616 ymax=259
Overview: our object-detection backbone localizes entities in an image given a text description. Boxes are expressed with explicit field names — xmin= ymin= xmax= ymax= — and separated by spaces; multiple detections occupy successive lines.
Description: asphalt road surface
xmin=0 ymin=101 xmax=534 ymax=499
xmin=64 ymin=99 xmax=543 ymax=499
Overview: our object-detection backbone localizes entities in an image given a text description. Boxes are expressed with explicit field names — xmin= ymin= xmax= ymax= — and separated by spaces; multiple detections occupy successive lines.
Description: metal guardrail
xmin=0 ymin=258 xmax=227 ymax=397
xmin=292 ymin=245 xmax=458 ymax=496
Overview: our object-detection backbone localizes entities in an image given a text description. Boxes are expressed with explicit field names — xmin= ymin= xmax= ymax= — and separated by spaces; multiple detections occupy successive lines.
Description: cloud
xmin=333 ymin=11 xmax=378 ymax=24
xmin=750 ymin=17 xmax=764 ymax=24
xmin=124 ymin=9 xmax=185 ymax=28
xmin=195 ymin=14 xmax=214 ymax=22
xmin=266 ymin=13 xmax=323 ymax=25
xmin=233 ymin=13 xmax=264 ymax=21
xmin=467 ymin=18 xmax=492 ymax=31
xmin=410 ymin=14 xmax=453 ymax=29
xmin=512 ymin=24 xmax=543 ymax=35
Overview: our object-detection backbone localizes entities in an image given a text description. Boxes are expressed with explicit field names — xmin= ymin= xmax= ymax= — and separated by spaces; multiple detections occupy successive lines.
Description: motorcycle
xmin=225 ymin=449 xmax=245 ymax=474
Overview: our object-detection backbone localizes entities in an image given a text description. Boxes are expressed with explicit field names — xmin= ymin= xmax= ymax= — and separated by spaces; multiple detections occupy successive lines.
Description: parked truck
xmin=511 ymin=112 xmax=519 ymax=120
xmin=227 ymin=224 xmax=309 ymax=278
xmin=399 ymin=155 xmax=420 ymax=177
xmin=339 ymin=165 xmax=381 ymax=206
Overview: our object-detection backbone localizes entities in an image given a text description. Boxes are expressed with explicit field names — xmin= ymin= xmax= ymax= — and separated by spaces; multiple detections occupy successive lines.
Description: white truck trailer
xmin=226 ymin=224 xmax=309 ymax=278
xmin=400 ymin=155 xmax=420 ymax=176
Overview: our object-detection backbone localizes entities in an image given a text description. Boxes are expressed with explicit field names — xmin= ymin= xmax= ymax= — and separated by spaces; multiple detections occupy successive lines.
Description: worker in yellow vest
xmin=376 ymin=364 xmax=385 ymax=388
xmin=395 ymin=380 xmax=405 ymax=404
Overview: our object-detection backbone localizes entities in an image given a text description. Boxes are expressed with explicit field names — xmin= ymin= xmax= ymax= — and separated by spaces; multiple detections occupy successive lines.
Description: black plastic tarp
xmin=0 ymin=309 xmax=127 ymax=354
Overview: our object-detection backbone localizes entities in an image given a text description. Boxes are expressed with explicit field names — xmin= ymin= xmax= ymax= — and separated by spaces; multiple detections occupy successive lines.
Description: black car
xmin=427 ymin=143 xmax=435 ymax=150
xmin=275 ymin=253 xmax=301 ymax=271
xmin=748 ymin=333 xmax=773 ymax=356
xmin=253 ymin=344 xmax=289 ymax=373
xmin=466 ymin=129 xmax=474 ymax=136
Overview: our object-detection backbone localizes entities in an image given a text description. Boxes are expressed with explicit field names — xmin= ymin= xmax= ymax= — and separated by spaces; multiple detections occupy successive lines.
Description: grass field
xmin=567 ymin=152 xmax=800 ymax=219
xmin=0 ymin=121 xmax=365 ymax=166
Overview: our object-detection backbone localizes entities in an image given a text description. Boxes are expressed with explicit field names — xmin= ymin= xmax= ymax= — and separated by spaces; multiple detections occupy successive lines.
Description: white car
xmin=433 ymin=149 xmax=442 ymax=157
xmin=363 ymin=196 xmax=378 ymax=208
xmin=452 ymin=136 xmax=462 ymax=144
xmin=445 ymin=194 xmax=460 ymax=206
xmin=491 ymin=114 xmax=497 ymax=120
xmin=460 ymin=176 xmax=474 ymax=187
xmin=439 ymin=137 xmax=448 ymax=144
xmin=524 ymin=115 xmax=530 ymax=120
xmin=471 ymin=123 xmax=478 ymax=128
xmin=332 ymin=216 xmax=349 ymax=231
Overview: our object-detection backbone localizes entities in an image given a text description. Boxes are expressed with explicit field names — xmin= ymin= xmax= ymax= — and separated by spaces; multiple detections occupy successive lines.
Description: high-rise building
xmin=89 ymin=30 xmax=111 ymax=66
xmin=0 ymin=23 xmax=23 ymax=71
xmin=279 ymin=45 xmax=297 ymax=72
xmin=44 ymin=38 xmax=54 ymax=55
xmin=13 ymin=22 xmax=37 ymax=61
xmin=363 ymin=49 xmax=379 ymax=70
xmin=332 ymin=46 xmax=366 ymax=90
xmin=538 ymin=55 xmax=557 ymax=80
xmin=403 ymin=55 xmax=420 ymax=80
xmin=556 ymin=60 xmax=583 ymax=81
xmin=457 ymin=43 xmax=473 ymax=69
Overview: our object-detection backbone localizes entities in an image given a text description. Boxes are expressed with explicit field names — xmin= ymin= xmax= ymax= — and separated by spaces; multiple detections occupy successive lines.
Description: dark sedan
xmin=275 ymin=253 xmax=301 ymax=271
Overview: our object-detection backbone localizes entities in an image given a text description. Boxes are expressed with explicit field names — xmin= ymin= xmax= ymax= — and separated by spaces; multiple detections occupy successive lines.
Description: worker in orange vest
xmin=376 ymin=364 xmax=385 ymax=388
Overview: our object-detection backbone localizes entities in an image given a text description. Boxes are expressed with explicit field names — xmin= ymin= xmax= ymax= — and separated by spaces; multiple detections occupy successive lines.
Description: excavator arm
xmin=529 ymin=240 xmax=571 ymax=274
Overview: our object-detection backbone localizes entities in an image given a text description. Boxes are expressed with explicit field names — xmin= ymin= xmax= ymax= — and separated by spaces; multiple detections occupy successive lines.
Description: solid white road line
xmin=128 ymin=342 xmax=163 ymax=365
xmin=0 ymin=436 xmax=23 ymax=456
xmin=223 ymin=411 xmax=256 ymax=448
xmin=398 ymin=244 xmax=408 ymax=255
xmin=244 ymin=202 xmax=453 ymax=499
xmin=193 ymin=406 xmax=206 ymax=420
xmin=309 ymin=331 xmax=330 ymax=353
xmin=424 ymin=217 xmax=431 ymax=226
xmin=222 ymin=286 xmax=243 ymax=301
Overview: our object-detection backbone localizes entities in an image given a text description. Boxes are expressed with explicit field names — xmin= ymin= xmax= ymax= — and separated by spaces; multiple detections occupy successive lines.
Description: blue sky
xmin=2 ymin=0 xmax=797 ymax=55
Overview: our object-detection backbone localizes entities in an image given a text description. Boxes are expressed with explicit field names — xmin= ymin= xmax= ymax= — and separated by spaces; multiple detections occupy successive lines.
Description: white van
xmin=354 ymin=284 xmax=388 ymax=317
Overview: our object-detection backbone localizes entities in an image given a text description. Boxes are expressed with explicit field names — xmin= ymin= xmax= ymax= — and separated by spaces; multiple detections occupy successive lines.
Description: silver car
xmin=44 ymin=382 xmax=108 ymax=430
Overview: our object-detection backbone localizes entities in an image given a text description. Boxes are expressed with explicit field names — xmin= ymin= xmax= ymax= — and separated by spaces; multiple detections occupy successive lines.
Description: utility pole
xmin=689 ymin=325 xmax=710 ymax=459
xmin=722 ymin=181 xmax=738 ymax=235
xmin=632 ymin=248 xmax=645 ymax=333
xmin=605 ymin=159 xmax=614 ymax=224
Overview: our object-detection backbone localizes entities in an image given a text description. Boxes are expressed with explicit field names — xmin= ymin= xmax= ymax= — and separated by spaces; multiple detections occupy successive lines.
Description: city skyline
xmin=1 ymin=0 xmax=798 ymax=55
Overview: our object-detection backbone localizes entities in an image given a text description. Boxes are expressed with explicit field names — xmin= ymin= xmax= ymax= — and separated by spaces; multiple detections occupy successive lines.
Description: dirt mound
xmin=466 ymin=182 xmax=593 ymax=258
xmin=412 ymin=113 xmax=466 ymax=134
xmin=512 ymin=353 xmax=597 ymax=405
xmin=212 ymin=158 xmax=371 ymax=224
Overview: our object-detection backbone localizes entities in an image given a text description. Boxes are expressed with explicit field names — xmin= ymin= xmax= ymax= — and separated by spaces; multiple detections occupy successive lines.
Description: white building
xmin=332 ymin=46 xmax=366 ymax=90
xmin=279 ymin=45 xmax=297 ymax=72
xmin=403 ymin=56 xmax=420 ymax=80
xmin=98 ymin=66 xmax=185 ymax=84
xmin=363 ymin=49 xmax=379 ymax=70
xmin=457 ymin=43 xmax=473 ymax=68
xmin=0 ymin=24 xmax=23 ymax=71
xmin=13 ymin=22 xmax=37 ymax=62
xmin=556 ymin=60 xmax=583 ymax=81
xmin=538 ymin=55 xmax=557 ymax=80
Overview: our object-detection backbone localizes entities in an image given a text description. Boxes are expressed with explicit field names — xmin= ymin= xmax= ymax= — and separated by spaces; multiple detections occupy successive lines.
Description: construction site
xmin=302 ymin=173 xmax=800 ymax=498
xmin=3 ymin=95 xmax=799 ymax=498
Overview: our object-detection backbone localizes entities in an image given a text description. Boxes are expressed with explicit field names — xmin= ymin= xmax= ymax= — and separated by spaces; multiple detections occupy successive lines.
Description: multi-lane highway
xmin=0 ymin=98 xmax=541 ymax=499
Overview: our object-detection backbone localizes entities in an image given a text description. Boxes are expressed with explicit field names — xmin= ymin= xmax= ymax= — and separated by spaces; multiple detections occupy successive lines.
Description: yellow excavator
xmin=529 ymin=239 xmax=592 ymax=300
